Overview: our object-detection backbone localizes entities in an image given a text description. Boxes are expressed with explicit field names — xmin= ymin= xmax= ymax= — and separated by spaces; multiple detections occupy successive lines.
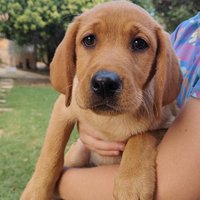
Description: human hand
xmin=78 ymin=121 xmax=126 ymax=156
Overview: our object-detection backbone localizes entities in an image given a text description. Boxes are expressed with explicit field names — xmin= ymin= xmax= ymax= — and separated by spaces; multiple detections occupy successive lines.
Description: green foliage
xmin=0 ymin=0 xmax=109 ymax=65
xmin=0 ymin=83 xmax=79 ymax=199
xmin=130 ymin=0 xmax=154 ymax=14
xmin=152 ymin=0 xmax=200 ymax=32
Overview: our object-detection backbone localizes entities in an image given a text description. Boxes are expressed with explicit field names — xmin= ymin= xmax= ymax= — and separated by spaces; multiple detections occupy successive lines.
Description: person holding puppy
xmin=55 ymin=13 xmax=200 ymax=200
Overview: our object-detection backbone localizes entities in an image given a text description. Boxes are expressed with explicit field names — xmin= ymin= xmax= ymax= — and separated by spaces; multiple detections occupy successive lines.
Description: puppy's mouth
xmin=91 ymin=103 xmax=123 ymax=116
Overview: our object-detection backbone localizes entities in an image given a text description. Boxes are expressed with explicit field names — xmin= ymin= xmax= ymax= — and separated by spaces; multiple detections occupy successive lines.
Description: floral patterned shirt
xmin=171 ymin=12 xmax=200 ymax=108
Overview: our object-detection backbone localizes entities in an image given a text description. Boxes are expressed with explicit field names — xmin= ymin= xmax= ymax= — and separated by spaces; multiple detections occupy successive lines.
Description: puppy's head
xmin=50 ymin=1 xmax=182 ymax=120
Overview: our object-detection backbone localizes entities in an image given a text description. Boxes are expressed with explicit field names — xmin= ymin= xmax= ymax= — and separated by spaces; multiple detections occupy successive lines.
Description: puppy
xmin=21 ymin=1 xmax=183 ymax=200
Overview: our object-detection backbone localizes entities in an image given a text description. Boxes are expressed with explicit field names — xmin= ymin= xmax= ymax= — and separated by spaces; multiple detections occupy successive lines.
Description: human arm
xmin=55 ymin=165 xmax=118 ymax=200
xmin=56 ymin=97 xmax=200 ymax=200
xmin=155 ymin=97 xmax=200 ymax=199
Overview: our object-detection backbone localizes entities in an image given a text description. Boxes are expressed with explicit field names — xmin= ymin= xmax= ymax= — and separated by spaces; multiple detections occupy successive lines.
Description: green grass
xmin=0 ymin=83 xmax=79 ymax=200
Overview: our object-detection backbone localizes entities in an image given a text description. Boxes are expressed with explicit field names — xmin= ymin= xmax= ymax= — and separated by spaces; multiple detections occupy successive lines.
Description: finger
xmin=91 ymin=149 xmax=122 ymax=157
xmin=82 ymin=137 xmax=125 ymax=157
xmin=78 ymin=121 xmax=126 ymax=151
xmin=80 ymin=136 xmax=119 ymax=156
xmin=80 ymin=131 xmax=125 ymax=151
xmin=83 ymin=141 xmax=123 ymax=156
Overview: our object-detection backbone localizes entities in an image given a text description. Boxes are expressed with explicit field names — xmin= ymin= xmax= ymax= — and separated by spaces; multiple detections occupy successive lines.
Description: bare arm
xmin=56 ymin=97 xmax=200 ymax=200
xmin=56 ymin=165 xmax=118 ymax=200
xmin=155 ymin=97 xmax=200 ymax=199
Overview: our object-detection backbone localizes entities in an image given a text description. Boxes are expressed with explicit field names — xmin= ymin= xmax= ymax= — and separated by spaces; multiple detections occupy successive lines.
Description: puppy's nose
xmin=91 ymin=70 xmax=122 ymax=98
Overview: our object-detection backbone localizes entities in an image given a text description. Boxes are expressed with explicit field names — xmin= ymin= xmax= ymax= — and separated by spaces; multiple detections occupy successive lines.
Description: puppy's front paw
xmin=20 ymin=185 xmax=45 ymax=200
xmin=20 ymin=177 xmax=53 ymax=200
xmin=113 ymin=170 xmax=155 ymax=200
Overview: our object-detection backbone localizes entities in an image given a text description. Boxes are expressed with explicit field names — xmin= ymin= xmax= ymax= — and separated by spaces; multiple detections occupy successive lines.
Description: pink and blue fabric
xmin=171 ymin=12 xmax=200 ymax=108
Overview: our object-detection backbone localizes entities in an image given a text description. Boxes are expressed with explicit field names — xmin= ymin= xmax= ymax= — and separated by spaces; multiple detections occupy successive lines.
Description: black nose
xmin=91 ymin=70 xmax=122 ymax=98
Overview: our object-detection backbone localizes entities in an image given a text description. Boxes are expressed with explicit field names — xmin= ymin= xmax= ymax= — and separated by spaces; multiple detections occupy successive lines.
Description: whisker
xmin=59 ymin=84 xmax=73 ymax=94
xmin=62 ymin=14 xmax=80 ymax=21
xmin=142 ymin=89 xmax=158 ymax=117
xmin=133 ymin=88 xmax=155 ymax=119
xmin=141 ymin=98 xmax=150 ymax=118
xmin=63 ymin=18 xmax=94 ymax=30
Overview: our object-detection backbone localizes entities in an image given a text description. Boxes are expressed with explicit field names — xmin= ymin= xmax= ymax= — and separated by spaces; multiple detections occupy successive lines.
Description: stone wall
xmin=8 ymin=41 xmax=36 ymax=70
xmin=0 ymin=38 xmax=9 ymax=66
xmin=0 ymin=38 xmax=36 ymax=69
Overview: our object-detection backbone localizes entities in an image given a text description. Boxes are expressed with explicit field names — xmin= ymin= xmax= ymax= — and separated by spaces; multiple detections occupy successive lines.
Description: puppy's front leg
xmin=113 ymin=132 xmax=163 ymax=200
xmin=20 ymin=95 xmax=75 ymax=200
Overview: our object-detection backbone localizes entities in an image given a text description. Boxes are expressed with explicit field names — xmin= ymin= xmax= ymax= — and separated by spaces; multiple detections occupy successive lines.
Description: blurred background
xmin=0 ymin=0 xmax=199 ymax=199
xmin=0 ymin=0 xmax=199 ymax=70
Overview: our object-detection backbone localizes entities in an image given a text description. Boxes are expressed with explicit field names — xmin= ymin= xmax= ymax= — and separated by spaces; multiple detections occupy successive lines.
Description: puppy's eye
xmin=132 ymin=38 xmax=148 ymax=52
xmin=82 ymin=35 xmax=96 ymax=48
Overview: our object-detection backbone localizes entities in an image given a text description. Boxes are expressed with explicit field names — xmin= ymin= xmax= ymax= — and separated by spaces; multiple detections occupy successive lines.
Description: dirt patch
xmin=15 ymin=77 xmax=51 ymax=86
xmin=0 ymin=108 xmax=13 ymax=112
xmin=0 ymin=129 xmax=3 ymax=138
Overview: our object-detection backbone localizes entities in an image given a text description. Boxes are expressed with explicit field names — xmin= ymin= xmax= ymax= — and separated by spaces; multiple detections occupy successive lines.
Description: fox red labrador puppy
xmin=21 ymin=1 xmax=182 ymax=200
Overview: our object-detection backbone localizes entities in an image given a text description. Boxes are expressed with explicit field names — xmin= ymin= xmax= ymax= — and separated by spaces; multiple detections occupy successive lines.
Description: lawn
xmin=0 ymin=82 xmax=79 ymax=200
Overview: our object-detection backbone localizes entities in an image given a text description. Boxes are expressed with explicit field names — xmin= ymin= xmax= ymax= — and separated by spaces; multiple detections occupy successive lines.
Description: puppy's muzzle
xmin=91 ymin=70 xmax=122 ymax=98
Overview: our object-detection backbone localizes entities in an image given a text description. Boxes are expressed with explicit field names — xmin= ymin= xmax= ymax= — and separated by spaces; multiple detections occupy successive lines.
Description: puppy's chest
xmin=70 ymin=101 xmax=156 ymax=142
xmin=79 ymin=111 xmax=149 ymax=142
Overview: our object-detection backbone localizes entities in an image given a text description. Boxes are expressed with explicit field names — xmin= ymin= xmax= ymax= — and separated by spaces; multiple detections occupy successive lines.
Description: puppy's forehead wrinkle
xmin=77 ymin=3 xmax=160 ymax=32
xmin=76 ymin=19 xmax=158 ymax=44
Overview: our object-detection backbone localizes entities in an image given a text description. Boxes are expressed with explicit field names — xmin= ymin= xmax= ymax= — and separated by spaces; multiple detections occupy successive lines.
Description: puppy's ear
xmin=154 ymin=29 xmax=183 ymax=119
xmin=50 ymin=21 xmax=79 ymax=107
